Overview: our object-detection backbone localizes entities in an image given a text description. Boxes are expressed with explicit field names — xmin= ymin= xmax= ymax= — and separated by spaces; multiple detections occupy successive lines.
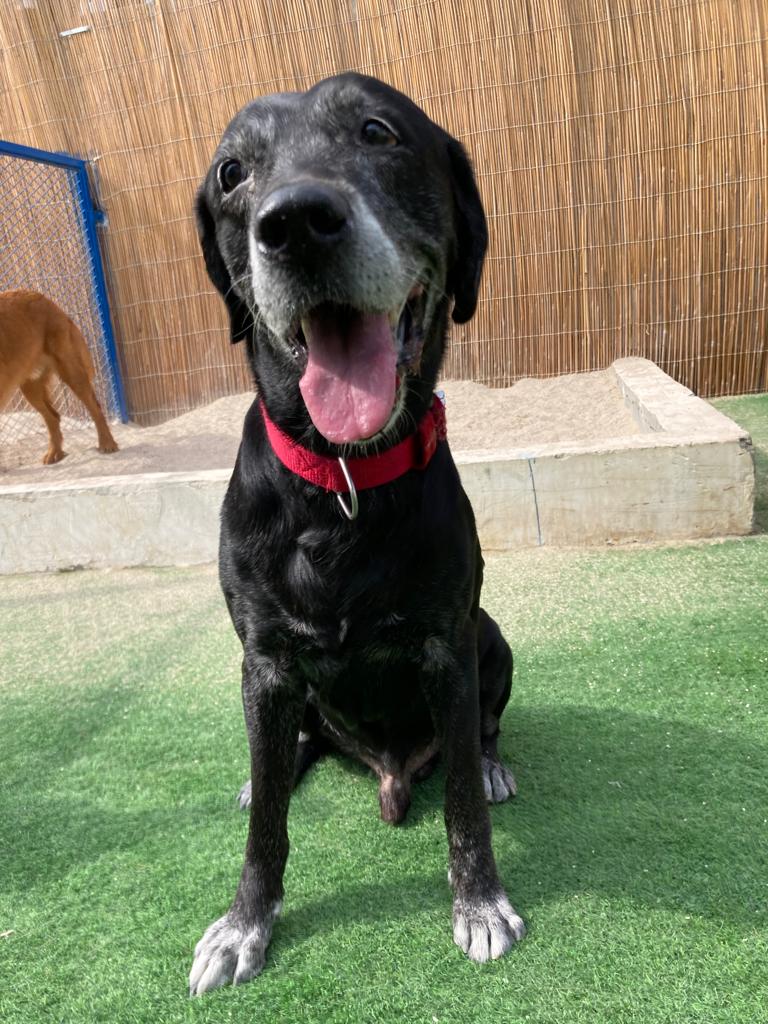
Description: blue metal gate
xmin=0 ymin=140 xmax=127 ymax=462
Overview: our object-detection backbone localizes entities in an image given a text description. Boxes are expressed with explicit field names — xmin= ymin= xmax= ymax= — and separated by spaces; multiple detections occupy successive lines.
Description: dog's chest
xmin=248 ymin=503 xmax=457 ymax=695
xmin=282 ymin=603 xmax=429 ymax=732
xmin=278 ymin=522 xmax=419 ymax=631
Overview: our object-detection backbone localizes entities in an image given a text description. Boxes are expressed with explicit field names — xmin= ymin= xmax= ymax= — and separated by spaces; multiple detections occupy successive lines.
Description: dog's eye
xmin=219 ymin=159 xmax=245 ymax=193
xmin=361 ymin=119 xmax=399 ymax=147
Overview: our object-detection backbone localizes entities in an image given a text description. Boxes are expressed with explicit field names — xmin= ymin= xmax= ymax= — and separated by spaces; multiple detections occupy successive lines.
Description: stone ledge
xmin=0 ymin=359 xmax=755 ymax=572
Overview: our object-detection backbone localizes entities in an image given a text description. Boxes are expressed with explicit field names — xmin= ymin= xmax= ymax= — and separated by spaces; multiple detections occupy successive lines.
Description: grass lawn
xmin=1 ymin=395 xmax=766 ymax=1024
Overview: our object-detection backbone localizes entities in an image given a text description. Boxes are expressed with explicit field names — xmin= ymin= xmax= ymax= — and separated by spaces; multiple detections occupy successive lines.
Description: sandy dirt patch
xmin=1 ymin=369 xmax=643 ymax=484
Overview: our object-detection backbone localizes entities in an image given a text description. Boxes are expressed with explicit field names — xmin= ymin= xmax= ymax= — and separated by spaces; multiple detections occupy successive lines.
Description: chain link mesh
xmin=0 ymin=150 xmax=121 ymax=470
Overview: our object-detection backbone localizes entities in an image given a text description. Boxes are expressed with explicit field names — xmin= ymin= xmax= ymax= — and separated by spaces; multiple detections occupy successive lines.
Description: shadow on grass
xmin=500 ymin=705 xmax=765 ymax=922
xmin=4 ymin=682 xmax=762 ymax=941
xmin=0 ymin=680 xmax=242 ymax=893
xmin=279 ymin=704 xmax=765 ymax=946
xmin=1 ymin=682 xmax=141 ymax=786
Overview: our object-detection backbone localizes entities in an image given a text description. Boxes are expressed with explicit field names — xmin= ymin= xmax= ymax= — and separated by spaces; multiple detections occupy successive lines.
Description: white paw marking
xmin=453 ymin=893 xmax=526 ymax=963
xmin=189 ymin=907 xmax=280 ymax=996
xmin=481 ymin=756 xmax=517 ymax=803
xmin=238 ymin=779 xmax=251 ymax=810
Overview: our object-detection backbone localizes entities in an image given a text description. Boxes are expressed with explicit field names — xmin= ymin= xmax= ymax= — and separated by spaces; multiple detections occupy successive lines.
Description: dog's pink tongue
xmin=299 ymin=308 xmax=396 ymax=443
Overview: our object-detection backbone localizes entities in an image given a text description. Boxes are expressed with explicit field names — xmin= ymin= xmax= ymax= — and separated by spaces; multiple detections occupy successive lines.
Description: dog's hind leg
xmin=238 ymin=702 xmax=327 ymax=810
xmin=477 ymin=608 xmax=517 ymax=802
xmin=52 ymin=324 xmax=118 ymax=454
xmin=20 ymin=373 xmax=65 ymax=464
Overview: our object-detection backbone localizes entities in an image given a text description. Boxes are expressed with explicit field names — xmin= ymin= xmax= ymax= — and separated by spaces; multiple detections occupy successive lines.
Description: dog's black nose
xmin=255 ymin=183 xmax=350 ymax=257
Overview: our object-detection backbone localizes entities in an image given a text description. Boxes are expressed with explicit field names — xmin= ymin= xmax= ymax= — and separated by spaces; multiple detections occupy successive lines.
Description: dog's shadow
xmin=278 ymin=701 xmax=765 ymax=945
xmin=4 ymin=687 xmax=763 ymax=949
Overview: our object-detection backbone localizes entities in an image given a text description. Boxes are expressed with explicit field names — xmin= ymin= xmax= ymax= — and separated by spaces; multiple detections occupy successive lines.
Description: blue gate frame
xmin=0 ymin=139 xmax=128 ymax=422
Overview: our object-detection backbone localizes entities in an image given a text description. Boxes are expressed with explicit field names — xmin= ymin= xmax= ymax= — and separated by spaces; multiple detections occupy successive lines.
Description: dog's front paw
xmin=481 ymin=755 xmax=517 ymax=802
xmin=453 ymin=892 xmax=526 ymax=962
xmin=189 ymin=909 xmax=277 ymax=996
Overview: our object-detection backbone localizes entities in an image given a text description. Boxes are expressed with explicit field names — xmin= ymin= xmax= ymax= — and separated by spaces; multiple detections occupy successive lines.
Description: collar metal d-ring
xmin=335 ymin=456 xmax=359 ymax=520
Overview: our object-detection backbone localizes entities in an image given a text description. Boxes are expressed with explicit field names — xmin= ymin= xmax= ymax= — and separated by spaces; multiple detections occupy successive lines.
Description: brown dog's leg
xmin=20 ymin=374 xmax=65 ymax=464
xmin=53 ymin=324 xmax=119 ymax=454
xmin=71 ymin=378 xmax=119 ymax=453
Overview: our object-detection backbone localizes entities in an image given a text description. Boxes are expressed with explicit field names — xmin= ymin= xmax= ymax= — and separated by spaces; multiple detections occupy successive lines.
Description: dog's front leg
xmin=189 ymin=655 xmax=305 ymax=996
xmin=423 ymin=623 xmax=526 ymax=963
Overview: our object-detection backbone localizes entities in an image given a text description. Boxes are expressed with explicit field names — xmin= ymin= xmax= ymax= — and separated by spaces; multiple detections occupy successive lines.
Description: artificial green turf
xmin=1 ymin=395 xmax=766 ymax=1024
xmin=2 ymin=537 xmax=766 ymax=1024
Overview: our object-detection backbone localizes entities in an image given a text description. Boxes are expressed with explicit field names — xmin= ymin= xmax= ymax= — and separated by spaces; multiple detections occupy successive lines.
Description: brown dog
xmin=0 ymin=289 xmax=119 ymax=464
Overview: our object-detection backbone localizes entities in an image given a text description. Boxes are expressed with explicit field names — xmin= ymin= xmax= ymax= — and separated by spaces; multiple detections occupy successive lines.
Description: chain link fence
xmin=0 ymin=141 xmax=126 ymax=471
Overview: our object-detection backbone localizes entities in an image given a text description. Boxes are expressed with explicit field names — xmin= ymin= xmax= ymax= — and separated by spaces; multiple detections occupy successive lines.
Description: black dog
xmin=189 ymin=73 xmax=524 ymax=996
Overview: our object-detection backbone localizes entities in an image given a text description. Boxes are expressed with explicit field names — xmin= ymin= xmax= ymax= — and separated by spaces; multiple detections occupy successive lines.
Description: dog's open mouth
xmin=291 ymin=285 xmax=425 ymax=444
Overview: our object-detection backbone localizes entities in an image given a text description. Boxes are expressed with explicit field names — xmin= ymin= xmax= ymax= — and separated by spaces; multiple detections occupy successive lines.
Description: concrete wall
xmin=468 ymin=358 xmax=755 ymax=549
xmin=0 ymin=359 xmax=756 ymax=573
xmin=0 ymin=471 xmax=227 ymax=573
xmin=465 ymin=437 xmax=754 ymax=550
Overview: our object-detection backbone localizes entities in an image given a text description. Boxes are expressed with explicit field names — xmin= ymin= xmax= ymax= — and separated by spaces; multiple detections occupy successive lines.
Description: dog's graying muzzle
xmin=255 ymin=182 xmax=351 ymax=259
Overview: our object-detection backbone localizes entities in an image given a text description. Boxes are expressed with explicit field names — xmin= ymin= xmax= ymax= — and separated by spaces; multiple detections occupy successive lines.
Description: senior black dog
xmin=190 ymin=72 xmax=525 ymax=996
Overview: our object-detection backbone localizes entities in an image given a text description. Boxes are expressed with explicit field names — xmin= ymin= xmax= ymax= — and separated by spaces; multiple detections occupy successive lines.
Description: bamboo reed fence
xmin=1 ymin=0 xmax=766 ymax=425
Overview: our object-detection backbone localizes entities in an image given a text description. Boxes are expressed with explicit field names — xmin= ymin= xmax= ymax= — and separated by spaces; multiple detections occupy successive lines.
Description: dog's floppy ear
xmin=445 ymin=138 xmax=488 ymax=325
xmin=195 ymin=187 xmax=253 ymax=343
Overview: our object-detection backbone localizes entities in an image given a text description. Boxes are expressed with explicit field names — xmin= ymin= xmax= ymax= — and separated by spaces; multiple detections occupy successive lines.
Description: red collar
xmin=260 ymin=394 xmax=447 ymax=493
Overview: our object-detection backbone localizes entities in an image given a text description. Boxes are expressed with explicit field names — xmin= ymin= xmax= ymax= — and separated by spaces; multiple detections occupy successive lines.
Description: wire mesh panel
xmin=0 ymin=142 xmax=125 ymax=470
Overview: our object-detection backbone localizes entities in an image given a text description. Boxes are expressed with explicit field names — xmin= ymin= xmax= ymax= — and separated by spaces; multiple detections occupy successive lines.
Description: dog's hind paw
xmin=453 ymin=892 xmax=526 ymax=962
xmin=481 ymin=755 xmax=517 ymax=802
xmin=237 ymin=779 xmax=252 ymax=810
xmin=189 ymin=909 xmax=278 ymax=995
